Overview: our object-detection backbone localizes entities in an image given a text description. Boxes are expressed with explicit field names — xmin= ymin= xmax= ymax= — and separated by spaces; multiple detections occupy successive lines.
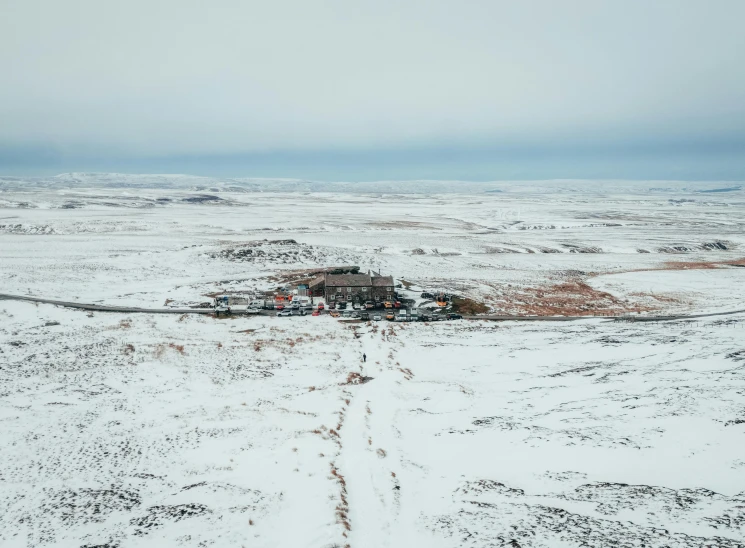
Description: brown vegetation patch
xmin=168 ymin=343 xmax=185 ymax=355
xmin=591 ymin=256 xmax=745 ymax=277
xmin=488 ymin=280 xmax=655 ymax=316
xmin=153 ymin=343 xmax=186 ymax=359
xmin=662 ymin=260 xmax=720 ymax=270
xmin=330 ymin=465 xmax=351 ymax=532
xmin=344 ymin=372 xmax=374 ymax=385
xmin=450 ymin=296 xmax=490 ymax=315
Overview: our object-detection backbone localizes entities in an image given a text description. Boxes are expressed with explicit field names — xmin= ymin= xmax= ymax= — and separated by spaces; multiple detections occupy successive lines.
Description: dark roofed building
xmin=325 ymin=273 xmax=372 ymax=303
xmin=371 ymin=275 xmax=395 ymax=302
xmin=318 ymin=271 xmax=396 ymax=303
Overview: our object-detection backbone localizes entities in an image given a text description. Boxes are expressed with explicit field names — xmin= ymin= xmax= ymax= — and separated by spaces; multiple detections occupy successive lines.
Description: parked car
xmin=447 ymin=313 xmax=463 ymax=320
xmin=330 ymin=311 xmax=340 ymax=318
xmin=342 ymin=310 xmax=352 ymax=317
xmin=328 ymin=302 xmax=336 ymax=310
xmin=312 ymin=310 xmax=320 ymax=316
xmin=351 ymin=311 xmax=360 ymax=318
xmin=372 ymin=314 xmax=382 ymax=321
xmin=290 ymin=303 xmax=300 ymax=310
xmin=337 ymin=302 xmax=347 ymax=310
xmin=246 ymin=307 xmax=261 ymax=314
xmin=394 ymin=301 xmax=401 ymax=308
xmin=317 ymin=303 xmax=325 ymax=310
xmin=359 ymin=312 xmax=369 ymax=320
xmin=277 ymin=310 xmax=293 ymax=317
xmin=386 ymin=312 xmax=395 ymax=320
xmin=365 ymin=301 xmax=374 ymax=309
xmin=384 ymin=301 xmax=393 ymax=309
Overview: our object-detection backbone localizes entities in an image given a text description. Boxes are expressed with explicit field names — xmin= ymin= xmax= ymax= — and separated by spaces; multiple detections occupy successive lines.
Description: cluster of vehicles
xmin=214 ymin=296 xmax=315 ymax=316
xmin=214 ymin=295 xmax=463 ymax=322
xmin=283 ymin=307 xmax=462 ymax=322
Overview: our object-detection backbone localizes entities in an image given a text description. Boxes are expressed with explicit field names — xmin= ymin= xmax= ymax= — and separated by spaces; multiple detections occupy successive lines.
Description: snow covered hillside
xmin=1 ymin=303 xmax=744 ymax=547
xmin=1 ymin=178 xmax=744 ymax=547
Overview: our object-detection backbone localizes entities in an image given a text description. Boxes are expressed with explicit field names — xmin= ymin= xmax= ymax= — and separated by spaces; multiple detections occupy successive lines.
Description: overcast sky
xmin=1 ymin=0 xmax=744 ymax=180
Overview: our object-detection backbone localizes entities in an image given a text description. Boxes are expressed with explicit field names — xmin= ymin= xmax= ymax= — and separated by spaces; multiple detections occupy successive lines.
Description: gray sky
xmin=1 ymin=0 xmax=744 ymax=179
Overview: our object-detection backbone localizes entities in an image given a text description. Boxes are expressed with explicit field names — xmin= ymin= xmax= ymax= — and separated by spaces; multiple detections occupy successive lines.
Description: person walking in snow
xmin=363 ymin=353 xmax=367 ymax=362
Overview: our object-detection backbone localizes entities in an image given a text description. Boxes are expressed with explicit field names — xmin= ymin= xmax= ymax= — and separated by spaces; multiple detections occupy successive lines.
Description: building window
xmin=330 ymin=294 xmax=335 ymax=301
xmin=362 ymin=287 xmax=367 ymax=292
xmin=336 ymin=287 xmax=342 ymax=293
xmin=347 ymin=287 xmax=352 ymax=292
xmin=387 ymin=287 xmax=393 ymax=291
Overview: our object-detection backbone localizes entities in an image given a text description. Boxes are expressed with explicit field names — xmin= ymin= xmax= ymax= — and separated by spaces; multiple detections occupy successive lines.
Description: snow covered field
xmin=1 ymin=175 xmax=745 ymax=547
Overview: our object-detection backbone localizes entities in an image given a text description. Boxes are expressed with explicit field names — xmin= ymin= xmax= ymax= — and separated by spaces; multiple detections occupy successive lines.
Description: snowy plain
xmin=1 ymin=174 xmax=745 ymax=547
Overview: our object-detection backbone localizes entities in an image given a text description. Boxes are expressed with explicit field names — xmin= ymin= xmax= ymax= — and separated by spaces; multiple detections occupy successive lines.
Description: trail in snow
xmin=337 ymin=324 xmax=413 ymax=548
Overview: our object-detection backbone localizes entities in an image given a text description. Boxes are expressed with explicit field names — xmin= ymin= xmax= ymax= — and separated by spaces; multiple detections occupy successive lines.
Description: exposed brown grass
xmin=450 ymin=296 xmax=489 ymax=315
xmin=487 ymin=280 xmax=656 ymax=316
xmin=661 ymin=256 xmax=745 ymax=270
xmin=153 ymin=343 xmax=186 ymax=358
xmin=478 ymin=256 xmax=745 ymax=317
xmin=398 ymin=367 xmax=414 ymax=380
xmin=345 ymin=372 xmax=362 ymax=385
xmin=330 ymin=465 xmax=351 ymax=532
xmin=168 ymin=343 xmax=185 ymax=355
xmin=109 ymin=318 xmax=132 ymax=330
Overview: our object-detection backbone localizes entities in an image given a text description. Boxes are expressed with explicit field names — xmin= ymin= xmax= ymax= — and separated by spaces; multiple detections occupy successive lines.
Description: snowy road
xmin=3 ymin=292 xmax=745 ymax=323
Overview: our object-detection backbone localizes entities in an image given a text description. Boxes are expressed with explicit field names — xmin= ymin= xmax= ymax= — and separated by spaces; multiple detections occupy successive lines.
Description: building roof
xmin=309 ymin=275 xmax=326 ymax=289
xmin=371 ymin=275 xmax=394 ymax=287
xmin=325 ymin=273 xmax=372 ymax=287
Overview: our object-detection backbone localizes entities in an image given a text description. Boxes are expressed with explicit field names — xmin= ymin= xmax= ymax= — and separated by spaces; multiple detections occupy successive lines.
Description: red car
xmin=317 ymin=303 xmax=325 ymax=310
xmin=394 ymin=301 xmax=401 ymax=308
xmin=276 ymin=304 xmax=285 ymax=311
xmin=312 ymin=310 xmax=320 ymax=316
